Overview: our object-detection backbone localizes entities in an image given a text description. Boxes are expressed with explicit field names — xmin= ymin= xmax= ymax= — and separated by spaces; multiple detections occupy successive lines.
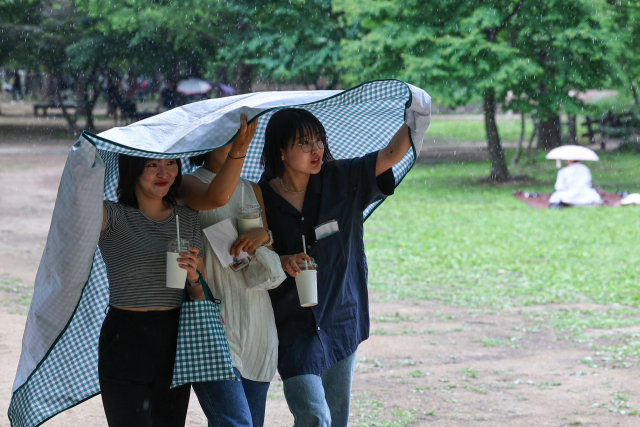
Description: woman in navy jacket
xmin=258 ymin=108 xmax=412 ymax=427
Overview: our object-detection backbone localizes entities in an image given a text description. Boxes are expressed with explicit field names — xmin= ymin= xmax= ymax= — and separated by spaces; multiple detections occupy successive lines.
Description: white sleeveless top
xmin=189 ymin=167 xmax=279 ymax=382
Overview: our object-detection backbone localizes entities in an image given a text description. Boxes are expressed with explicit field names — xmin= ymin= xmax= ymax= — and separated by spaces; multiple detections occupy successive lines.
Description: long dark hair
xmin=117 ymin=154 xmax=182 ymax=208
xmin=261 ymin=108 xmax=335 ymax=180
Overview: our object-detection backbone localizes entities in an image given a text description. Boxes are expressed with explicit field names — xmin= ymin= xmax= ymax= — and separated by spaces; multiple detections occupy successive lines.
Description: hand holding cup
xmin=178 ymin=246 xmax=200 ymax=283
xmin=280 ymin=253 xmax=312 ymax=277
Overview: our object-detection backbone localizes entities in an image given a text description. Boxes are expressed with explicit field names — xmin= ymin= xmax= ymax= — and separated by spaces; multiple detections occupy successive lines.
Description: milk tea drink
xmin=166 ymin=238 xmax=190 ymax=289
xmin=236 ymin=204 xmax=262 ymax=235
xmin=295 ymin=262 xmax=318 ymax=307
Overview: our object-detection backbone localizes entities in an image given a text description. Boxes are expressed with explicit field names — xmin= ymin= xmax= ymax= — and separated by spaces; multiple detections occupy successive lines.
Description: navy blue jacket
xmin=259 ymin=151 xmax=394 ymax=380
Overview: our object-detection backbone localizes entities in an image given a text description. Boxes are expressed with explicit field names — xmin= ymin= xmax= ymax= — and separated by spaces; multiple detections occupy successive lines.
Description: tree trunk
xmin=483 ymin=92 xmax=510 ymax=181
xmin=85 ymin=79 xmax=101 ymax=132
xmin=43 ymin=72 xmax=54 ymax=103
xmin=75 ymin=72 xmax=89 ymax=118
xmin=632 ymin=82 xmax=639 ymax=106
xmin=511 ymin=113 xmax=526 ymax=166
xmin=84 ymin=61 xmax=101 ymax=132
xmin=568 ymin=114 xmax=577 ymax=144
xmin=106 ymin=71 xmax=117 ymax=118
xmin=57 ymin=89 xmax=79 ymax=136
xmin=525 ymin=120 xmax=539 ymax=165
xmin=233 ymin=62 xmax=252 ymax=94
xmin=538 ymin=113 xmax=562 ymax=151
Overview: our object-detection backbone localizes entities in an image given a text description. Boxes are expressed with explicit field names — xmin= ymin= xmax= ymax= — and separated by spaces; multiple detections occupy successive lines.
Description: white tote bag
xmin=242 ymin=246 xmax=286 ymax=290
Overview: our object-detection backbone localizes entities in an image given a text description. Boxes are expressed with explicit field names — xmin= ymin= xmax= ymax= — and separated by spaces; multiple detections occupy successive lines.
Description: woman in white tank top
xmin=180 ymin=116 xmax=285 ymax=427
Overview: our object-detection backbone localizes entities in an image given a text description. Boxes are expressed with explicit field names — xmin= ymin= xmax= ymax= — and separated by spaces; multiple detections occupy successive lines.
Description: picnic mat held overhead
xmin=8 ymin=79 xmax=431 ymax=427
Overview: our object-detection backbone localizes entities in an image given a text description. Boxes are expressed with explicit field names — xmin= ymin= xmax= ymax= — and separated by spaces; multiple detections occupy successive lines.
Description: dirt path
xmin=1 ymin=106 xmax=639 ymax=426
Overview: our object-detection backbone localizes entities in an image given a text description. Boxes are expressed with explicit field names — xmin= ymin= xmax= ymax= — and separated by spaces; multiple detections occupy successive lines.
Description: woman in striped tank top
xmin=98 ymin=155 xmax=205 ymax=427
xmin=97 ymin=114 xmax=257 ymax=427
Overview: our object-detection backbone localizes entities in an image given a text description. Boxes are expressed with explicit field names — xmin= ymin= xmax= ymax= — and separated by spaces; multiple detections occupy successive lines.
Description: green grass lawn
xmin=425 ymin=116 xmax=590 ymax=143
xmin=425 ymin=118 xmax=533 ymax=143
xmin=364 ymin=151 xmax=640 ymax=308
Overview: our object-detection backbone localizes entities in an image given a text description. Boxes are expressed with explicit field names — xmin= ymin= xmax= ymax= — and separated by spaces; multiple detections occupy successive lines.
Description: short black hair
xmin=117 ymin=154 xmax=182 ymax=208
xmin=190 ymin=153 xmax=206 ymax=167
xmin=261 ymin=108 xmax=335 ymax=180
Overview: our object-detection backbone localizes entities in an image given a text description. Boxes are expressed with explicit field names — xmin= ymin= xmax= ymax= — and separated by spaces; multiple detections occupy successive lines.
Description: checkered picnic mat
xmin=8 ymin=79 xmax=418 ymax=427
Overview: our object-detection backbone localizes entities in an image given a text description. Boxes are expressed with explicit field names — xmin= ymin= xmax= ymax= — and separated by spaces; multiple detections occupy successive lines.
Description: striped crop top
xmin=98 ymin=200 xmax=204 ymax=308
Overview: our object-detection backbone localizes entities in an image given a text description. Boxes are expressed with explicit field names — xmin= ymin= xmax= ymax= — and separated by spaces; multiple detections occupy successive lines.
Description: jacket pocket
xmin=314 ymin=231 xmax=346 ymax=274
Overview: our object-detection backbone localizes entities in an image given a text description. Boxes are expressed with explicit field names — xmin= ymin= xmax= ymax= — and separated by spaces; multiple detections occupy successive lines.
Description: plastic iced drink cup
xmin=295 ymin=262 xmax=318 ymax=307
xmin=166 ymin=238 xmax=190 ymax=289
xmin=236 ymin=204 xmax=262 ymax=235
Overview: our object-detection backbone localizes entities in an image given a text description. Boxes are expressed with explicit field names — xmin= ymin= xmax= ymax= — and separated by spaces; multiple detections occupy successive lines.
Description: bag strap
xmin=182 ymin=271 xmax=221 ymax=304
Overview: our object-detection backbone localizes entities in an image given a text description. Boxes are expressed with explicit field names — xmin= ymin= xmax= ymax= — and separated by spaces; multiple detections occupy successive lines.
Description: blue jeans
xmin=192 ymin=368 xmax=271 ymax=427
xmin=282 ymin=352 xmax=357 ymax=427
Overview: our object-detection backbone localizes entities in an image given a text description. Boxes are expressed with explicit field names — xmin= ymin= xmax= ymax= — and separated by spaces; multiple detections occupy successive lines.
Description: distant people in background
xmin=139 ymin=79 xmax=150 ymax=102
xmin=549 ymin=160 xmax=602 ymax=206
xmin=107 ymin=76 xmax=137 ymax=120
xmin=160 ymin=81 xmax=177 ymax=112
xmin=11 ymin=69 xmax=23 ymax=101
xmin=125 ymin=74 xmax=139 ymax=100
xmin=99 ymin=71 xmax=110 ymax=103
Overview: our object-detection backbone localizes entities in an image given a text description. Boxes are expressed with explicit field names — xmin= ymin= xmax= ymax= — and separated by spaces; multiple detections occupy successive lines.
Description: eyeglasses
xmin=296 ymin=135 xmax=327 ymax=153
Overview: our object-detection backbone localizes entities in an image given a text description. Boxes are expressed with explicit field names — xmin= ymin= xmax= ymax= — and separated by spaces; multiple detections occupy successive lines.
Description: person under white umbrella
xmin=546 ymin=145 xmax=602 ymax=206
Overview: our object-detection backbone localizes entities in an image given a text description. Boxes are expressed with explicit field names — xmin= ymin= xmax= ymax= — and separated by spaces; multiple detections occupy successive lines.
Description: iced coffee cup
xmin=295 ymin=262 xmax=318 ymax=307
xmin=166 ymin=238 xmax=191 ymax=289
xmin=236 ymin=204 xmax=262 ymax=235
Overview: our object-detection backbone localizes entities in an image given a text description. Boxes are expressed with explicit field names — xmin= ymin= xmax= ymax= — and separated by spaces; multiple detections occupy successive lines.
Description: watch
xmin=262 ymin=229 xmax=274 ymax=247
xmin=186 ymin=273 xmax=201 ymax=287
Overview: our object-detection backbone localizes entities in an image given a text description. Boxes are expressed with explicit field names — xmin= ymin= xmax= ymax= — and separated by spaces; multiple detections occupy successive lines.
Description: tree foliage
xmin=0 ymin=0 xmax=44 ymax=66
xmin=75 ymin=0 xmax=345 ymax=90
xmin=335 ymin=0 xmax=622 ymax=179
xmin=1 ymin=0 xmax=635 ymax=150
xmin=608 ymin=0 xmax=640 ymax=105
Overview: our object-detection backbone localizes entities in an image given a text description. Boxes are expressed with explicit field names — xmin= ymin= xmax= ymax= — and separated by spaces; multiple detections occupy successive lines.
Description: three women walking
xmin=95 ymin=106 xmax=414 ymax=426
xmin=8 ymin=80 xmax=431 ymax=427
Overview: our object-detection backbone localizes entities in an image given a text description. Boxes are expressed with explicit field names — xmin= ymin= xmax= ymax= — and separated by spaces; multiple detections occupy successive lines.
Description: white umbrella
xmin=176 ymin=78 xmax=213 ymax=95
xmin=545 ymin=145 xmax=599 ymax=162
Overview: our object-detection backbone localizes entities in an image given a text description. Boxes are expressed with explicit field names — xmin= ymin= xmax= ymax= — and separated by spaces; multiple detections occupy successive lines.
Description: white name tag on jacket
xmin=315 ymin=220 xmax=339 ymax=240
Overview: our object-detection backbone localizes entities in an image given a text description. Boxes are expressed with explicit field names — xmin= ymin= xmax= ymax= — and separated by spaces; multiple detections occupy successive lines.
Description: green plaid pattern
xmin=8 ymin=79 xmax=416 ymax=427
xmin=171 ymin=277 xmax=237 ymax=388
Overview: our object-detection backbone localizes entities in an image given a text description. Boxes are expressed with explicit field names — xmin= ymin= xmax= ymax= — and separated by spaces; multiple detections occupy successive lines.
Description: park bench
xmin=582 ymin=111 xmax=637 ymax=150
xmin=33 ymin=102 xmax=78 ymax=117
xmin=106 ymin=85 xmax=157 ymax=124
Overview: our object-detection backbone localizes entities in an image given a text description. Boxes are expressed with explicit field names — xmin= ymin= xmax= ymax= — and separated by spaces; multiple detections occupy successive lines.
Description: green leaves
xmin=337 ymin=0 xmax=622 ymax=115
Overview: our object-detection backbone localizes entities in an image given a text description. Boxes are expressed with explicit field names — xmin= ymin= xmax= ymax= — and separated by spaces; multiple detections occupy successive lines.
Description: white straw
xmin=302 ymin=235 xmax=308 ymax=270
xmin=176 ymin=215 xmax=181 ymax=253
xmin=241 ymin=182 xmax=245 ymax=212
